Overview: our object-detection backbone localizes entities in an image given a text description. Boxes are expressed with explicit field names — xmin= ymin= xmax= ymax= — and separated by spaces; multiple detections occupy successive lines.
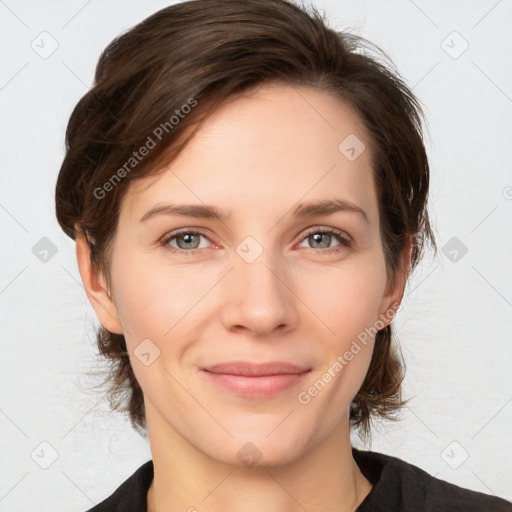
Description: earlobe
xmin=75 ymin=232 xmax=124 ymax=335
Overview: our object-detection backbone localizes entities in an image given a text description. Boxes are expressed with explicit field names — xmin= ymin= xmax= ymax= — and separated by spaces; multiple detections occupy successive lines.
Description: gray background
xmin=1 ymin=0 xmax=511 ymax=510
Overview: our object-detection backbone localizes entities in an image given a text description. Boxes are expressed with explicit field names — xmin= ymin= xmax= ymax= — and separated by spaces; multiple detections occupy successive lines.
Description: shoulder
xmin=84 ymin=460 xmax=153 ymax=512
xmin=353 ymin=447 xmax=512 ymax=512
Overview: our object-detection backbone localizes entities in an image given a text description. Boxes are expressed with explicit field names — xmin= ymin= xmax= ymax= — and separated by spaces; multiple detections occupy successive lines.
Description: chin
xmin=198 ymin=428 xmax=311 ymax=468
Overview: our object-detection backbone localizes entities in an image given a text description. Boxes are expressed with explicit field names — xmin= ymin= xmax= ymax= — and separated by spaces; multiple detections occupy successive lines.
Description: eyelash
xmin=159 ymin=227 xmax=352 ymax=257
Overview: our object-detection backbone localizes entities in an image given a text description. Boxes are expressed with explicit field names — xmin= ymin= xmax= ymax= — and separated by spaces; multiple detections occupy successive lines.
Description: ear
xmin=377 ymin=237 xmax=413 ymax=327
xmin=75 ymin=232 xmax=124 ymax=335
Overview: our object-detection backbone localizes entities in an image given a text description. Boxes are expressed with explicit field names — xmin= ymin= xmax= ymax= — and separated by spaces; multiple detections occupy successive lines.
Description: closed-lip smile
xmin=200 ymin=361 xmax=311 ymax=397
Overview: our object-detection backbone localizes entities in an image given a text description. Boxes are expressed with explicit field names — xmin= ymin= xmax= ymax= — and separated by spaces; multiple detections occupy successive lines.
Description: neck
xmin=146 ymin=407 xmax=372 ymax=512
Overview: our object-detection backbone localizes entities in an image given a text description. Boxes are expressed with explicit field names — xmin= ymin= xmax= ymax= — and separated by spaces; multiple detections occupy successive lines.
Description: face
xmin=84 ymin=84 xmax=405 ymax=467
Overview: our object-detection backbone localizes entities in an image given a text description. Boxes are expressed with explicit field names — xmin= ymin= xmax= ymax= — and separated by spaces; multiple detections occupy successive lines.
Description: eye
xmin=297 ymin=227 xmax=352 ymax=255
xmin=159 ymin=227 xmax=352 ymax=257
xmin=159 ymin=230 xmax=213 ymax=256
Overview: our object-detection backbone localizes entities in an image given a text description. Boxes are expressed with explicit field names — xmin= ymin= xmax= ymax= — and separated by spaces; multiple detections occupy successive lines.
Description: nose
xmin=220 ymin=251 xmax=299 ymax=338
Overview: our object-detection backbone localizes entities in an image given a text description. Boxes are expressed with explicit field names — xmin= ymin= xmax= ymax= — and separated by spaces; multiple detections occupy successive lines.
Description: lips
xmin=200 ymin=361 xmax=311 ymax=397
xmin=201 ymin=361 xmax=310 ymax=376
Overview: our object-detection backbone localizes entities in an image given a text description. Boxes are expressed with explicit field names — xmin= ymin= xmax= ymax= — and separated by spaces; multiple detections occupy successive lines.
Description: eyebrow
xmin=139 ymin=198 xmax=369 ymax=224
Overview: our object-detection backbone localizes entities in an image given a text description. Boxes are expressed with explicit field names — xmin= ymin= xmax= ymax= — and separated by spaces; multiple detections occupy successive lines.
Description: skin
xmin=77 ymin=84 xmax=411 ymax=512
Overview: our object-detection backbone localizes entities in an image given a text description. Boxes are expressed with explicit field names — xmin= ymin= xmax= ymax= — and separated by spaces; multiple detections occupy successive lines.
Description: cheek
xmin=296 ymin=255 xmax=388 ymax=342
xmin=293 ymin=255 xmax=387 ymax=406
xmin=108 ymin=257 xmax=195 ymax=396
xmin=108 ymin=251 xmax=172 ymax=342
xmin=295 ymin=262 xmax=384 ymax=418
xmin=111 ymin=245 xmax=184 ymax=328
xmin=109 ymin=252 xmax=216 ymax=355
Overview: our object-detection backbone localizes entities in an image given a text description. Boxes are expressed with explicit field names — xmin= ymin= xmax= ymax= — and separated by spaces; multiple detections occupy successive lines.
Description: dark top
xmin=86 ymin=447 xmax=512 ymax=511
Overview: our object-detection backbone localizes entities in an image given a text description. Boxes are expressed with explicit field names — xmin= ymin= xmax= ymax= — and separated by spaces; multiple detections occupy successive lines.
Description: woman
xmin=55 ymin=0 xmax=512 ymax=510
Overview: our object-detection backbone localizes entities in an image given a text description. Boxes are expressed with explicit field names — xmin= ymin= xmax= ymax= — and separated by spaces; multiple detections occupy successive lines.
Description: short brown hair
xmin=55 ymin=0 xmax=436 ymax=442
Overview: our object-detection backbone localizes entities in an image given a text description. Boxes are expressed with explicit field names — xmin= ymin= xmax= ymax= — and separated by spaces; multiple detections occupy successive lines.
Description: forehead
xmin=121 ymin=83 xmax=378 ymax=225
